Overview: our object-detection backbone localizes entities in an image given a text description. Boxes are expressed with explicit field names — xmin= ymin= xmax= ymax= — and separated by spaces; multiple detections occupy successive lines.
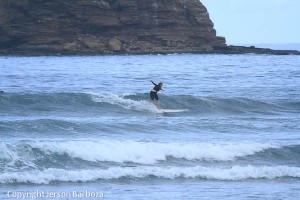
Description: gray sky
xmin=201 ymin=0 xmax=300 ymax=44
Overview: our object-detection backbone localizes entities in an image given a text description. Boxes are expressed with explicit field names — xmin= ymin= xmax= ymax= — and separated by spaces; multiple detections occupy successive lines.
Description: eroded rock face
xmin=108 ymin=38 xmax=122 ymax=51
xmin=0 ymin=0 xmax=226 ymax=54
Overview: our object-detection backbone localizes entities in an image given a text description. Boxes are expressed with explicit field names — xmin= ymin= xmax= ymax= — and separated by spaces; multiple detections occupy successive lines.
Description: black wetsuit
xmin=150 ymin=81 xmax=162 ymax=100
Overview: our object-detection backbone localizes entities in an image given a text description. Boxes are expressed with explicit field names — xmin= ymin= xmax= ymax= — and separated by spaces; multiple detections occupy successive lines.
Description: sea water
xmin=0 ymin=54 xmax=300 ymax=199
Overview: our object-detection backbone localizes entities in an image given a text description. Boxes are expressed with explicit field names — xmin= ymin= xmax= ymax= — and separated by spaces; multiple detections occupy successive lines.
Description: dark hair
xmin=159 ymin=82 xmax=163 ymax=85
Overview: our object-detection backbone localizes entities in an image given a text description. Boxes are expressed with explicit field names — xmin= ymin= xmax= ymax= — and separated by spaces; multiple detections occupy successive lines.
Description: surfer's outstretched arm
xmin=150 ymin=80 xmax=157 ymax=86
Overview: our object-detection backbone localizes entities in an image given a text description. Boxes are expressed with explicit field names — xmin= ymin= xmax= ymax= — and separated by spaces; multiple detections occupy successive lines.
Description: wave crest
xmin=1 ymin=165 xmax=300 ymax=184
xmin=1 ymin=140 xmax=277 ymax=167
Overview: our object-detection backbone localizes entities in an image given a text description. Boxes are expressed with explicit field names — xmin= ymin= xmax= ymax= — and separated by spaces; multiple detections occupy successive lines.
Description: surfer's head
xmin=158 ymin=82 xmax=163 ymax=89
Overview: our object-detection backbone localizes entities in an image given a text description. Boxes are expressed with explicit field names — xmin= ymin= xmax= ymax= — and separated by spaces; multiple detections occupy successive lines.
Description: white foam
xmin=1 ymin=165 xmax=300 ymax=184
xmin=86 ymin=92 xmax=161 ymax=113
xmin=0 ymin=142 xmax=16 ymax=160
xmin=27 ymin=140 xmax=277 ymax=164
xmin=0 ymin=142 xmax=37 ymax=169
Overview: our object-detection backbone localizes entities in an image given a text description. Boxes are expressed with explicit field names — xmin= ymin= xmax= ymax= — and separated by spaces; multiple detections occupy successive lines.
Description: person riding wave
xmin=150 ymin=80 xmax=163 ymax=109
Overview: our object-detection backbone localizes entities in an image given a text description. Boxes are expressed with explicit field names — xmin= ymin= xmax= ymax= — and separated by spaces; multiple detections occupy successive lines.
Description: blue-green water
xmin=1 ymin=54 xmax=300 ymax=199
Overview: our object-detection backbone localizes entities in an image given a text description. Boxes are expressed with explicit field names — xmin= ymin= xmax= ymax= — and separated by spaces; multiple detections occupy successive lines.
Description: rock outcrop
xmin=0 ymin=0 xmax=299 ymax=55
xmin=0 ymin=0 xmax=226 ymax=55
xmin=215 ymin=45 xmax=300 ymax=55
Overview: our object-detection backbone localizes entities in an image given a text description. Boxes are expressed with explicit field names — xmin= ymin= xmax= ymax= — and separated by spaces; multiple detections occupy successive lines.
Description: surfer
xmin=150 ymin=80 xmax=163 ymax=109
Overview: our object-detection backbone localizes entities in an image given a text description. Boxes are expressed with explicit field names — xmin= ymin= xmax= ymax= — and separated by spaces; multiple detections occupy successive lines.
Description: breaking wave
xmin=0 ymin=140 xmax=279 ymax=166
xmin=1 ymin=165 xmax=300 ymax=184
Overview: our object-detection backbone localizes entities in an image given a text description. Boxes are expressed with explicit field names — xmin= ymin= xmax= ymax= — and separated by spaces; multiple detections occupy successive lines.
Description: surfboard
xmin=160 ymin=109 xmax=188 ymax=113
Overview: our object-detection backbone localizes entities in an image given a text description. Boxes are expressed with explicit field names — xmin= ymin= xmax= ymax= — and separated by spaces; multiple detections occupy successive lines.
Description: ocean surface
xmin=1 ymin=54 xmax=300 ymax=199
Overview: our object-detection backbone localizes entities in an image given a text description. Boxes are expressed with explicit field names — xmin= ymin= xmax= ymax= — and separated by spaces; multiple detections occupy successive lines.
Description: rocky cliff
xmin=0 ymin=0 xmax=227 ymax=55
xmin=1 ymin=0 xmax=299 ymax=55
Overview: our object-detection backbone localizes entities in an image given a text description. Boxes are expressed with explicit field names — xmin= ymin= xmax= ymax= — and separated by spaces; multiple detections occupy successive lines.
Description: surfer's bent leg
xmin=150 ymin=91 xmax=155 ymax=100
xmin=156 ymin=100 xmax=160 ymax=109
xmin=154 ymin=93 xmax=160 ymax=109
xmin=150 ymin=91 xmax=160 ymax=109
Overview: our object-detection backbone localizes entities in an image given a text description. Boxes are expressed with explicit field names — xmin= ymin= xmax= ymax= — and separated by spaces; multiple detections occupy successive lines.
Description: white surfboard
xmin=160 ymin=109 xmax=188 ymax=113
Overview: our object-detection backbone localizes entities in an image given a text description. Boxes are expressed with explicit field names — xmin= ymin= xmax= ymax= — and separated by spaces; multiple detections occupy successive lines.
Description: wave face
xmin=2 ymin=92 xmax=299 ymax=142
xmin=1 ymin=92 xmax=298 ymax=116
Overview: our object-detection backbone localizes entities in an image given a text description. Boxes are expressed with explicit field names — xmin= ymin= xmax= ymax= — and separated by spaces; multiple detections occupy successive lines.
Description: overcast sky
xmin=201 ymin=0 xmax=300 ymax=45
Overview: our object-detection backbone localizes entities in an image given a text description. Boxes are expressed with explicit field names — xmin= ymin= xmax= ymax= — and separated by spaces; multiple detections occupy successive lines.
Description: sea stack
xmin=0 ymin=0 xmax=226 ymax=55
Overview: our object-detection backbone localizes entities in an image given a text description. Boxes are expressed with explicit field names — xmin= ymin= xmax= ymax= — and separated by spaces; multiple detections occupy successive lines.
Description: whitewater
xmin=1 ymin=54 xmax=300 ymax=199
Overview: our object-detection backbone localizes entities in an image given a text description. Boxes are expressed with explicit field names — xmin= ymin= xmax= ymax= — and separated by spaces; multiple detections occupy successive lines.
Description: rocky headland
xmin=0 ymin=0 xmax=299 ymax=55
